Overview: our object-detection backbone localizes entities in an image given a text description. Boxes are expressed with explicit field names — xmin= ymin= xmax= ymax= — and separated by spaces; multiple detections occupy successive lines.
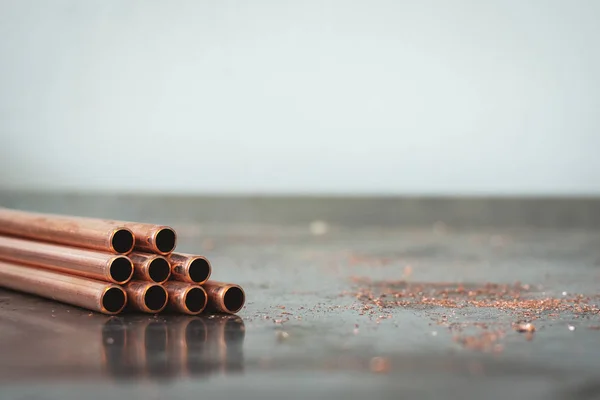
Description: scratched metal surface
xmin=0 ymin=194 xmax=599 ymax=400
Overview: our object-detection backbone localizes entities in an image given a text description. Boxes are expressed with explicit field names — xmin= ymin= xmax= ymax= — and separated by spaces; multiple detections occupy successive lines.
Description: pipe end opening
xmin=223 ymin=286 xmax=245 ymax=313
xmin=111 ymin=229 xmax=135 ymax=254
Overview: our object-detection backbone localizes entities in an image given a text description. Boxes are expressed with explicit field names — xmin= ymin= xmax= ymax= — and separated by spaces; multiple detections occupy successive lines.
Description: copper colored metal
xmin=0 ymin=235 xmax=134 ymax=284
xmin=118 ymin=222 xmax=177 ymax=255
xmin=203 ymin=281 xmax=246 ymax=314
xmin=163 ymin=281 xmax=208 ymax=315
xmin=112 ymin=317 xmax=169 ymax=378
xmin=0 ymin=260 xmax=127 ymax=314
xmin=165 ymin=315 xmax=245 ymax=377
xmin=102 ymin=318 xmax=128 ymax=376
xmin=203 ymin=315 xmax=246 ymax=374
xmin=168 ymin=253 xmax=212 ymax=284
xmin=123 ymin=281 xmax=168 ymax=314
xmin=166 ymin=317 xmax=208 ymax=376
xmin=129 ymin=252 xmax=171 ymax=284
xmin=0 ymin=208 xmax=135 ymax=254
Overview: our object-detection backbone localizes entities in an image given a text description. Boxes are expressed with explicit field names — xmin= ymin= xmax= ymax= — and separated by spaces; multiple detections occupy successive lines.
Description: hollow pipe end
xmin=100 ymin=286 xmax=127 ymax=315
xmin=183 ymin=285 xmax=208 ymax=315
xmin=142 ymin=284 xmax=168 ymax=313
xmin=218 ymin=284 xmax=246 ymax=314
xmin=109 ymin=227 xmax=135 ymax=254
xmin=150 ymin=227 xmax=177 ymax=255
xmin=187 ymin=256 xmax=212 ymax=284
xmin=108 ymin=256 xmax=134 ymax=284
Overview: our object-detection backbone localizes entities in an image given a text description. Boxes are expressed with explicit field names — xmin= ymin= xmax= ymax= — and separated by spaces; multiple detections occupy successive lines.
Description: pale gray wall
xmin=1 ymin=0 xmax=599 ymax=195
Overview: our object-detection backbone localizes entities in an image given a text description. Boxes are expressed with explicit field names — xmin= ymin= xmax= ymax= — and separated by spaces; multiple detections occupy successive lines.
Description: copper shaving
xmin=348 ymin=279 xmax=600 ymax=318
xmin=345 ymin=279 xmax=599 ymax=352
xmin=513 ymin=322 xmax=536 ymax=333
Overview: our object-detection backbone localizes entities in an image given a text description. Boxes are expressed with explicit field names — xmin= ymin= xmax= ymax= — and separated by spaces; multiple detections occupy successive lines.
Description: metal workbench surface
xmin=0 ymin=194 xmax=599 ymax=400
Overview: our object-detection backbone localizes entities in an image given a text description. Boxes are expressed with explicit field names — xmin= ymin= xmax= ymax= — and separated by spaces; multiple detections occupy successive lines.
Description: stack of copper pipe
xmin=0 ymin=208 xmax=245 ymax=315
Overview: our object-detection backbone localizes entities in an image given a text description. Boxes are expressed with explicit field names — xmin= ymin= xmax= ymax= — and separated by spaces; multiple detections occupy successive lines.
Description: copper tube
xmin=77 ymin=219 xmax=176 ymax=255
xmin=203 ymin=281 xmax=246 ymax=314
xmin=0 ymin=235 xmax=134 ymax=284
xmin=129 ymin=252 xmax=171 ymax=284
xmin=0 ymin=208 xmax=135 ymax=254
xmin=123 ymin=281 xmax=168 ymax=313
xmin=163 ymin=282 xmax=208 ymax=315
xmin=118 ymin=222 xmax=177 ymax=255
xmin=168 ymin=253 xmax=212 ymax=284
xmin=0 ymin=261 xmax=127 ymax=315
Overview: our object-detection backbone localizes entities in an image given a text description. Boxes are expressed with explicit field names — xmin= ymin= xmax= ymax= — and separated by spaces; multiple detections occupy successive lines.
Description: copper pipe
xmin=0 ymin=208 xmax=135 ymax=254
xmin=0 ymin=261 xmax=127 ymax=315
xmin=123 ymin=281 xmax=168 ymax=313
xmin=0 ymin=235 xmax=134 ymax=284
xmin=203 ymin=281 xmax=246 ymax=314
xmin=168 ymin=253 xmax=212 ymax=284
xmin=163 ymin=282 xmax=208 ymax=315
xmin=129 ymin=252 xmax=171 ymax=284
xmin=117 ymin=222 xmax=177 ymax=255
xmin=76 ymin=219 xmax=176 ymax=255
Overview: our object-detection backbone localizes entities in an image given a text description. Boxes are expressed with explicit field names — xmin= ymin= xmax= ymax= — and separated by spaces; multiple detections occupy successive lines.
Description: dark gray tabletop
xmin=0 ymin=194 xmax=599 ymax=400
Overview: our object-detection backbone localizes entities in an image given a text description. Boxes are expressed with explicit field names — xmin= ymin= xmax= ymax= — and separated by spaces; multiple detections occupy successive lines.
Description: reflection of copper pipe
xmin=203 ymin=315 xmax=245 ymax=375
xmin=123 ymin=317 xmax=149 ymax=376
xmin=0 ymin=261 xmax=127 ymax=314
xmin=0 ymin=307 xmax=119 ymax=380
xmin=0 ymin=208 xmax=134 ymax=254
xmin=143 ymin=320 xmax=170 ymax=378
xmin=168 ymin=253 xmax=211 ymax=284
xmin=129 ymin=252 xmax=171 ymax=284
xmin=0 ymin=235 xmax=134 ymax=284
xmin=101 ymin=318 xmax=128 ymax=376
xmin=100 ymin=315 xmax=246 ymax=379
xmin=163 ymin=282 xmax=207 ymax=315
xmin=220 ymin=315 xmax=245 ymax=374
xmin=165 ymin=315 xmax=245 ymax=377
xmin=167 ymin=317 xmax=209 ymax=376
xmin=114 ymin=318 xmax=169 ymax=379
xmin=203 ymin=281 xmax=246 ymax=314
xmin=123 ymin=281 xmax=168 ymax=313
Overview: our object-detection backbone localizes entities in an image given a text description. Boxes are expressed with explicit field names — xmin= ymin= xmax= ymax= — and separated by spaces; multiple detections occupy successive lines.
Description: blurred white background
xmin=1 ymin=0 xmax=599 ymax=195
